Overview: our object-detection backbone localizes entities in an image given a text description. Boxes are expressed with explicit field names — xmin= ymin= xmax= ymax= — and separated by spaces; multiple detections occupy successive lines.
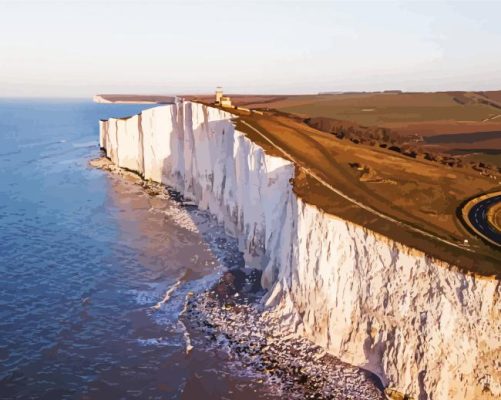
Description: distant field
xmin=277 ymin=93 xmax=498 ymax=125
xmin=480 ymin=90 xmax=501 ymax=104
xmin=237 ymin=91 xmax=501 ymax=123
xmin=221 ymin=91 xmax=501 ymax=164
xmin=382 ymin=120 xmax=501 ymax=136
xmin=462 ymin=153 xmax=501 ymax=165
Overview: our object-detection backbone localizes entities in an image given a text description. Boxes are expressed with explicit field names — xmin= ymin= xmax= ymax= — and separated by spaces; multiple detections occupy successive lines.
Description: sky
xmin=1 ymin=0 xmax=500 ymax=97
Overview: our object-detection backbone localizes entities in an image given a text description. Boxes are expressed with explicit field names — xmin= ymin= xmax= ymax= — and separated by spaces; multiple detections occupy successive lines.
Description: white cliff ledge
xmin=93 ymin=94 xmax=176 ymax=104
xmin=99 ymin=100 xmax=500 ymax=400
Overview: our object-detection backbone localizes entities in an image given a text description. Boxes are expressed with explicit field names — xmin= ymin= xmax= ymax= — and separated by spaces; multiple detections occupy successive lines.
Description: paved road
xmin=468 ymin=195 xmax=501 ymax=246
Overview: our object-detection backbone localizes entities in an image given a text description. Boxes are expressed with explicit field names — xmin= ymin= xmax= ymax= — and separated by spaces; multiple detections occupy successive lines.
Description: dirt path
xmin=482 ymin=114 xmax=501 ymax=122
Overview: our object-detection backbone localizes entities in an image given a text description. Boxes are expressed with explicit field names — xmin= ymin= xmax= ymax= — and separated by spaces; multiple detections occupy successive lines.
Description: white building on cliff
xmin=215 ymin=87 xmax=232 ymax=108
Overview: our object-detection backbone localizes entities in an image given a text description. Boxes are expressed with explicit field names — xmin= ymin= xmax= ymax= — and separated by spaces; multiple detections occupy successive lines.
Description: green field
xmin=274 ymin=92 xmax=501 ymax=125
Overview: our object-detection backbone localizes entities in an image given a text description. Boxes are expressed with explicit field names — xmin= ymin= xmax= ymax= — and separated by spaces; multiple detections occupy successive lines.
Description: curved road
xmin=468 ymin=195 xmax=501 ymax=246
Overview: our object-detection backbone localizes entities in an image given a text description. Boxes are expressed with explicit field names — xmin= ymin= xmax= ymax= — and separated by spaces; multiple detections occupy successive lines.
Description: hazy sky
xmin=1 ymin=0 xmax=500 ymax=97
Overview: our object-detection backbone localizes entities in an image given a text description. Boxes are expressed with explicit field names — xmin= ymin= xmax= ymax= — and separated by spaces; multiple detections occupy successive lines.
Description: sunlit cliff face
xmin=100 ymin=101 xmax=500 ymax=400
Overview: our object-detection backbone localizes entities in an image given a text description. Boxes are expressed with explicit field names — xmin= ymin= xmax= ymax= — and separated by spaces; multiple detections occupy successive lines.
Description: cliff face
xmin=99 ymin=100 xmax=500 ymax=400
xmin=94 ymin=95 xmax=112 ymax=104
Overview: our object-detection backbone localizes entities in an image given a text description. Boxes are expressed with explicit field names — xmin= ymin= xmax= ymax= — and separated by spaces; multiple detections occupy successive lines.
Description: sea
xmin=0 ymin=99 xmax=278 ymax=399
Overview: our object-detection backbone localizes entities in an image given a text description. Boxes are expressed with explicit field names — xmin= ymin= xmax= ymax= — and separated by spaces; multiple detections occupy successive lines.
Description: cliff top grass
xmin=228 ymin=90 xmax=501 ymax=125
xmin=227 ymin=106 xmax=501 ymax=278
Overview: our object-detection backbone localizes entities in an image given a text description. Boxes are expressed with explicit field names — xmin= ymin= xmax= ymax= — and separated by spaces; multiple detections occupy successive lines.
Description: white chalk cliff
xmin=93 ymin=95 xmax=112 ymax=104
xmin=99 ymin=100 xmax=500 ymax=400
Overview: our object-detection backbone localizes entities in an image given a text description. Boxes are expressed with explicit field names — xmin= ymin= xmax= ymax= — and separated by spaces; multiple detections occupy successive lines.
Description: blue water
xmin=0 ymin=100 xmax=276 ymax=399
